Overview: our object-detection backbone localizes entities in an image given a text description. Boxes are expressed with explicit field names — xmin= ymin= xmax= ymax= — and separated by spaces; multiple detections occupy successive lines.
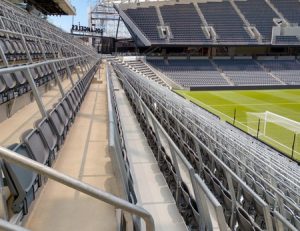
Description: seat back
xmin=66 ymin=93 xmax=76 ymax=113
xmin=56 ymin=103 xmax=69 ymax=127
xmin=2 ymin=144 xmax=38 ymax=213
xmin=61 ymin=98 xmax=73 ymax=120
xmin=2 ymin=73 xmax=16 ymax=89
xmin=14 ymin=71 xmax=27 ymax=85
xmin=237 ymin=206 xmax=254 ymax=231
xmin=35 ymin=118 xmax=58 ymax=153
xmin=0 ymin=76 xmax=6 ymax=93
xmin=21 ymin=129 xmax=50 ymax=166
xmin=48 ymin=109 xmax=65 ymax=137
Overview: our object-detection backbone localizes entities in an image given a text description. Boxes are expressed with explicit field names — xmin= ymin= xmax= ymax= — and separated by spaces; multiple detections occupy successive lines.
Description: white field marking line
xmin=258 ymin=133 xmax=300 ymax=156
xmin=209 ymin=102 xmax=300 ymax=107
xmin=239 ymin=120 xmax=300 ymax=155
xmin=184 ymin=93 xmax=300 ymax=156
xmin=184 ymin=94 xmax=235 ymax=121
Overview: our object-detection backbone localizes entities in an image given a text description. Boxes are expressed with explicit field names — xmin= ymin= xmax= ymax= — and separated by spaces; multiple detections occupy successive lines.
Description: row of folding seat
xmin=143 ymin=81 xmax=267 ymax=230
xmin=160 ymin=100 xmax=281 ymax=230
xmin=0 ymin=35 xmax=78 ymax=67
xmin=1 ymin=63 xmax=97 ymax=217
xmin=0 ymin=0 xmax=97 ymax=63
xmin=0 ymin=37 xmax=44 ymax=63
xmin=151 ymin=87 xmax=300 ymax=229
xmin=0 ymin=63 xmax=68 ymax=105
xmin=118 ymin=66 xmax=300 ymax=230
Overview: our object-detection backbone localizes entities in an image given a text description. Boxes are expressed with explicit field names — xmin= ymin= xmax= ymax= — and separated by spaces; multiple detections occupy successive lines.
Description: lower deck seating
xmin=275 ymin=36 xmax=300 ymax=44
xmin=147 ymin=59 xmax=229 ymax=87
xmin=259 ymin=59 xmax=300 ymax=85
xmin=2 ymin=62 xmax=98 ymax=218
xmin=147 ymin=58 xmax=300 ymax=88
xmin=214 ymin=59 xmax=281 ymax=86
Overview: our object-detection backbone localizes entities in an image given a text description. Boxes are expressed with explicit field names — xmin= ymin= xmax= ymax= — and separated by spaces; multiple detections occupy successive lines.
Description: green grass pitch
xmin=176 ymin=89 xmax=300 ymax=162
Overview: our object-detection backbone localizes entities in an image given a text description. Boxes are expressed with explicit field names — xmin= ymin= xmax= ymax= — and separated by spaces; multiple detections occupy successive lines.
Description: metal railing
xmin=0 ymin=147 xmax=155 ymax=231
xmin=0 ymin=219 xmax=30 ymax=231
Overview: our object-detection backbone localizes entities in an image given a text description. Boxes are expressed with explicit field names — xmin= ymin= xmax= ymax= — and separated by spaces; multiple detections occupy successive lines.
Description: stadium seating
xmin=124 ymin=7 xmax=163 ymax=42
xmin=2 ymin=64 xmax=97 ymax=217
xmin=198 ymin=2 xmax=255 ymax=43
xmin=235 ymin=0 xmax=278 ymax=42
xmin=146 ymin=58 xmax=299 ymax=88
xmin=214 ymin=59 xmax=281 ymax=86
xmin=147 ymin=59 xmax=229 ymax=87
xmin=160 ymin=3 xmax=210 ymax=43
xmin=0 ymin=0 xmax=96 ymax=124
xmin=119 ymin=0 xmax=300 ymax=45
xmin=0 ymin=0 xmax=99 ymax=220
xmin=275 ymin=36 xmax=300 ymax=45
xmin=271 ymin=0 xmax=300 ymax=24
xmin=113 ymin=62 xmax=300 ymax=230
xmin=259 ymin=59 xmax=300 ymax=85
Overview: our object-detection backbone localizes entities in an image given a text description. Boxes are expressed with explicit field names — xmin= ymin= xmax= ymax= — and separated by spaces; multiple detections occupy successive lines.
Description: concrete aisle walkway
xmin=24 ymin=66 xmax=118 ymax=231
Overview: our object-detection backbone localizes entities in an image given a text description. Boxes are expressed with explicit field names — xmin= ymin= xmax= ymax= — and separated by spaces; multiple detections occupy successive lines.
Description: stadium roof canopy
xmin=26 ymin=0 xmax=76 ymax=15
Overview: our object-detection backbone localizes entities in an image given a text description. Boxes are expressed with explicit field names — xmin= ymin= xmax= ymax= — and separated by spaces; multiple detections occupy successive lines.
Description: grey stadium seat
xmin=48 ymin=108 xmax=66 ymax=143
xmin=61 ymin=97 xmax=74 ymax=122
xmin=2 ymin=144 xmax=39 ymax=214
xmin=35 ymin=118 xmax=59 ymax=155
xmin=2 ymin=73 xmax=16 ymax=99
xmin=21 ymin=129 xmax=52 ymax=167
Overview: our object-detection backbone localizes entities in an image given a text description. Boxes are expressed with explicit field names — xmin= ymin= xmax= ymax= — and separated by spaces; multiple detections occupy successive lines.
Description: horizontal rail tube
xmin=0 ymin=219 xmax=30 ymax=231
xmin=0 ymin=147 xmax=155 ymax=231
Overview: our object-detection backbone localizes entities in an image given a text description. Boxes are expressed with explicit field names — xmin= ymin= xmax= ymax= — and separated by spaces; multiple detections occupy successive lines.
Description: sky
xmin=48 ymin=0 xmax=97 ymax=32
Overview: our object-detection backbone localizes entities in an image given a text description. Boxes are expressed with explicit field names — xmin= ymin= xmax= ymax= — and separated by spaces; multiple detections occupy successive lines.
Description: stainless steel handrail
xmin=0 ymin=219 xmax=30 ymax=231
xmin=0 ymin=147 xmax=155 ymax=231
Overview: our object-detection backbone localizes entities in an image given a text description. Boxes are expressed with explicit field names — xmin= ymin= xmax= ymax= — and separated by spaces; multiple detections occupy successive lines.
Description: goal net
xmin=246 ymin=111 xmax=300 ymax=156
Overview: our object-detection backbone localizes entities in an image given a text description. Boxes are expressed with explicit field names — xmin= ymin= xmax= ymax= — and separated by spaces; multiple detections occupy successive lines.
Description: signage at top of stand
xmin=71 ymin=23 xmax=104 ymax=35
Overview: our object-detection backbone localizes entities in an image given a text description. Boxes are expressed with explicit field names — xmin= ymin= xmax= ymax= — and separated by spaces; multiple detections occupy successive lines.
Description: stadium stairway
xmin=125 ymin=60 xmax=169 ymax=87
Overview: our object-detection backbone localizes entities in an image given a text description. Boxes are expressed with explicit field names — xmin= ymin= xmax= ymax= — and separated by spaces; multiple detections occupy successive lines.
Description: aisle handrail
xmin=0 ymin=219 xmax=30 ymax=231
xmin=0 ymin=147 xmax=155 ymax=231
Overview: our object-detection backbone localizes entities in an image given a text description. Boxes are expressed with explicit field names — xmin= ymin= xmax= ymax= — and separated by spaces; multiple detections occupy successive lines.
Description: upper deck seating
xmin=235 ymin=0 xmax=278 ymax=42
xmin=199 ymin=2 xmax=255 ymax=44
xmin=160 ymin=4 xmax=210 ymax=43
xmin=124 ymin=7 xmax=163 ymax=42
xmin=271 ymin=0 xmax=300 ymax=24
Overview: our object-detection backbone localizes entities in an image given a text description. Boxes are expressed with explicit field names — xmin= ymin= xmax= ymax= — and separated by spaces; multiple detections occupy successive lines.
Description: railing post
xmin=50 ymin=63 xmax=65 ymax=97
xmin=64 ymin=60 xmax=75 ymax=87
xmin=24 ymin=68 xmax=47 ymax=118
xmin=0 ymin=218 xmax=30 ymax=231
